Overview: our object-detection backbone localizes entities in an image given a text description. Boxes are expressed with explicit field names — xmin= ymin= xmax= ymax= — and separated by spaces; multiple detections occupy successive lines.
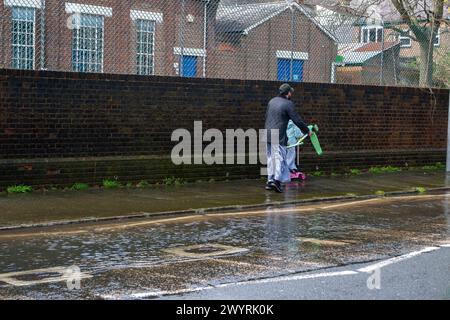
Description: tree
xmin=321 ymin=0 xmax=449 ymax=87
xmin=382 ymin=0 xmax=448 ymax=86
xmin=434 ymin=45 xmax=450 ymax=87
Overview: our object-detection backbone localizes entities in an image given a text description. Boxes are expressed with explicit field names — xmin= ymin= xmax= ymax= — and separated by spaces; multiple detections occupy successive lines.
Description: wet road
xmin=0 ymin=193 xmax=449 ymax=300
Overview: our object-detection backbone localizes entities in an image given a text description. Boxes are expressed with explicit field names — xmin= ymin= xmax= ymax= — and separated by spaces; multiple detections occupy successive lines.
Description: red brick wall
xmin=0 ymin=68 xmax=448 ymax=187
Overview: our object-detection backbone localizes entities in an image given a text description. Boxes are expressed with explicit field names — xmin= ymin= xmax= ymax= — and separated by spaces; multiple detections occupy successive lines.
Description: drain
xmin=162 ymin=243 xmax=249 ymax=258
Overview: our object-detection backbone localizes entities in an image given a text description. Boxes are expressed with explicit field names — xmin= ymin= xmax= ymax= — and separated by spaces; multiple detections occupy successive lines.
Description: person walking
xmin=265 ymin=83 xmax=311 ymax=193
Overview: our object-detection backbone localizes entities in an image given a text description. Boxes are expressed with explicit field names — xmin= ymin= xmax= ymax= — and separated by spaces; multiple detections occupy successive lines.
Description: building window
xmin=277 ymin=59 xmax=304 ymax=82
xmin=136 ymin=19 xmax=155 ymax=75
xmin=399 ymin=30 xmax=412 ymax=47
xmin=434 ymin=28 xmax=440 ymax=47
xmin=361 ymin=26 xmax=383 ymax=43
xmin=11 ymin=7 xmax=35 ymax=70
xmin=72 ymin=14 xmax=104 ymax=73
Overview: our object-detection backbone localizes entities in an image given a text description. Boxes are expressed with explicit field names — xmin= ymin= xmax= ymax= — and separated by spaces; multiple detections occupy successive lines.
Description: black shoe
xmin=271 ymin=180 xmax=283 ymax=193
xmin=265 ymin=181 xmax=274 ymax=190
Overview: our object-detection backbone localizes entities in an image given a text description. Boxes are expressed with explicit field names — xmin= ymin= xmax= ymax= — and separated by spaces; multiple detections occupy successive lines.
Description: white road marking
xmin=100 ymin=244 xmax=448 ymax=300
xmin=0 ymin=266 xmax=92 ymax=287
xmin=100 ymin=270 xmax=358 ymax=300
xmin=357 ymin=246 xmax=441 ymax=273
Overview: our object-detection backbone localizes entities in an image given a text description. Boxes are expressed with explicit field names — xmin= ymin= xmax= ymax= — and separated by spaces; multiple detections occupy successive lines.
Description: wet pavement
xmin=0 ymin=170 xmax=447 ymax=228
xmin=0 ymin=192 xmax=449 ymax=299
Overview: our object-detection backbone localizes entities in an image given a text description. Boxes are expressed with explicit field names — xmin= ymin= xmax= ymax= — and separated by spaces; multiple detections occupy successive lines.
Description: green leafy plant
xmin=7 ymin=185 xmax=33 ymax=194
xmin=349 ymin=169 xmax=362 ymax=175
xmin=103 ymin=179 xmax=121 ymax=189
xmin=415 ymin=187 xmax=426 ymax=194
xmin=330 ymin=172 xmax=340 ymax=177
xmin=369 ymin=166 xmax=402 ymax=174
xmin=70 ymin=183 xmax=89 ymax=191
xmin=137 ymin=180 xmax=150 ymax=188
xmin=311 ymin=171 xmax=323 ymax=177
xmin=163 ymin=177 xmax=186 ymax=186
xmin=422 ymin=162 xmax=445 ymax=171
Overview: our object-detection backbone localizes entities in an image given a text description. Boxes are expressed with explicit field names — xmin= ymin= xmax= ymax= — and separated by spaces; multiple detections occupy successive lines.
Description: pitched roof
xmin=338 ymin=41 xmax=400 ymax=65
xmin=216 ymin=1 xmax=337 ymax=42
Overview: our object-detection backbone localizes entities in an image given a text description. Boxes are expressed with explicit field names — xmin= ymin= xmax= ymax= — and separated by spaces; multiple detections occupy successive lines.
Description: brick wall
xmin=0 ymin=68 xmax=448 ymax=188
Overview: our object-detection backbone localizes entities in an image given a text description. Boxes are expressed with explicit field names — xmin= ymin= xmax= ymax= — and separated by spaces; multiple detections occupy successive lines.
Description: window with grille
xmin=12 ymin=7 xmax=35 ymax=70
xmin=136 ymin=19 xmax=155 ymax=75
xmin=72 ymin=14 xmax=104 ymax=73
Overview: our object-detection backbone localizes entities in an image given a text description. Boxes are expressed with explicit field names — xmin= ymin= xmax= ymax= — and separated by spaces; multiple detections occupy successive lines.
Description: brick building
xmin=212 ymin=1 xmax=338 ymax=82
xmin=337 ymin=41 xmax=400 ymax=86
xmin=0 ymin=0 xmax=338 ymax=81
xmin=0 ymin=0 xmax=220 ymax=77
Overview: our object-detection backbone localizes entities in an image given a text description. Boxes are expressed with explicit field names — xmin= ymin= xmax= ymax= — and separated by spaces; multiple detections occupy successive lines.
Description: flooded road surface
xmin=0 ymin=193 xmax=449 ymax=299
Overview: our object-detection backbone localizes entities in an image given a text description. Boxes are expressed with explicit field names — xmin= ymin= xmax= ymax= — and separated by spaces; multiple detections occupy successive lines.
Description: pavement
xmin=0 ymin=169 xmax=448 ymax=229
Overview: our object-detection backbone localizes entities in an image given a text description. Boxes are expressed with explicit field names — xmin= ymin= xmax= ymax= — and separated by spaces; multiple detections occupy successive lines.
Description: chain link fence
xmin=0 ymin=0 xmax=448 ymax=88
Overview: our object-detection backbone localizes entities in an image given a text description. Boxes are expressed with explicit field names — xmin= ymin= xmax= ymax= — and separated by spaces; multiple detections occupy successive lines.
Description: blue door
xmin=292 ymin=60 xmax=304 ymax=82
xmin=277 ymin=58 xmax=304 ymax=82
xmin=277 ymin=59 xmax=290 ymax=81
xmin=181 ymin=55 xmax=197 ymax=77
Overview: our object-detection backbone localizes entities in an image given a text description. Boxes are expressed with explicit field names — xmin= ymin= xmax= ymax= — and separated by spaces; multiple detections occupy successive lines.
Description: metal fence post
xmin=447 ymin=91 xmax=450 ymax=172
xmin=40 ymin=0 xmax=46 ymax=70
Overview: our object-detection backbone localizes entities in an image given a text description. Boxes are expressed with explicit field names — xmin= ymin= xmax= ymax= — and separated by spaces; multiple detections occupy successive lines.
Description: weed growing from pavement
xmin=415 ymin=187 xmax=426 ymax=193
xmin=369 ymin=166 xmax=402 ymax=174
xmin=103 ymin=179 xmax=122 ymax=189
xmin=7 ymin=185 xmax=33 ymax=194
xmin=311 ymin=171 xmax=324 ymax=177
xmin=163 ymin=177 xmax=186 ymax=186
xmin=2 ymin=162 xmax=445 ymax=194
xmin=70 ymin=183 xmax=89 ymax=191
xmin=137 ymin=180 xmax=150 ymax=188
xmin=421 ymin=162 xmax=445 ymax=171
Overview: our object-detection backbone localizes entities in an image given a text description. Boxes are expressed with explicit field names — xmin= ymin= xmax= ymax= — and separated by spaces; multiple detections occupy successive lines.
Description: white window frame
xmin=72 ymin=14 xmax=105 ymax=73
xmin=11 ymin=6 xmax=36 ymax=70
xmin=399 ymin=29 xmax=412 ymax=48
xmin=361 ymin=25 xmax=384 ymax=43
xmin=135 ymin=18 xmax=156 ymax=75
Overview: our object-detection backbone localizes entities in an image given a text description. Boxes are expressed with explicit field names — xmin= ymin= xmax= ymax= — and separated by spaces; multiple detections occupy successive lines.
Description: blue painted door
xmin=182 ymin=55 xmax=197 ymax=77
xmin=277 ymin=59 xmax=290 ymax=81
xmin=277 ymin=58 xmax=304 ymax=82
xmin=292 ymin=59 xmax=304 ymax=82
